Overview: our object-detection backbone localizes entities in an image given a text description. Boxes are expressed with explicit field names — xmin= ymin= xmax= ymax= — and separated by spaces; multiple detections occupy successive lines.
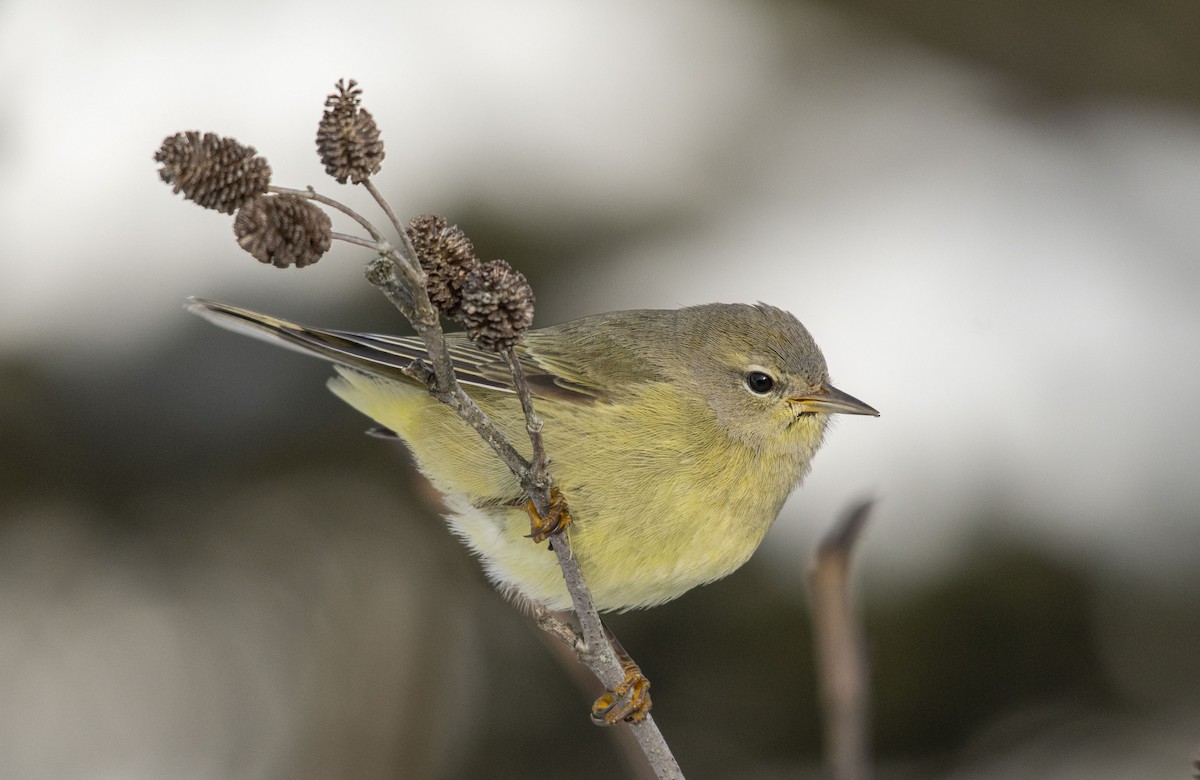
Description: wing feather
xmin=188 ymin=298 xmax=604 ymax=402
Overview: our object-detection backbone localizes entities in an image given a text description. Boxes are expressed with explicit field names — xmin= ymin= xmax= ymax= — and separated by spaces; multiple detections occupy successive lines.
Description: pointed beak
xmin=789 ymin=382 xmax=879 ymax=417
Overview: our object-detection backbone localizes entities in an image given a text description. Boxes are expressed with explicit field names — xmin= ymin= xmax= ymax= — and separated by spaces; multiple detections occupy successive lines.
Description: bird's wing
xmin=188 ymin=298 xmax=606 ymax=402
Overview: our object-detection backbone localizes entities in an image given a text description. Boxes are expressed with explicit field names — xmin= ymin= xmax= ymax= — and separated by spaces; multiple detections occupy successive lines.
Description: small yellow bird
xmin=190 ymin=299 xmax=877 ymax=613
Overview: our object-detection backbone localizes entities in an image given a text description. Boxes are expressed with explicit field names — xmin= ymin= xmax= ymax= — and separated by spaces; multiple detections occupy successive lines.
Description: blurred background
xmin=2 ymin=0 xmax=1198 ymax=777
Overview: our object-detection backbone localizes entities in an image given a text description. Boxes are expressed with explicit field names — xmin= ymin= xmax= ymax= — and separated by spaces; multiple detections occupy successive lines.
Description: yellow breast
xmin=328 ymin=370 xmax=813 ymax=611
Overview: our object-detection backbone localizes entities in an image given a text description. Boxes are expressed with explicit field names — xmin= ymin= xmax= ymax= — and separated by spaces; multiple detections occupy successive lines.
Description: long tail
xmin=188 ymin=298 xmax=519 ymax=394
xmin=187 ymin=298 xmax=430 ymax=382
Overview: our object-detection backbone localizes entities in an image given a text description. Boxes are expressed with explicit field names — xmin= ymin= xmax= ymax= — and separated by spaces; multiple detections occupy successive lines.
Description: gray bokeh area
xmin=1 ymin=1 xmax=1198 ymax=777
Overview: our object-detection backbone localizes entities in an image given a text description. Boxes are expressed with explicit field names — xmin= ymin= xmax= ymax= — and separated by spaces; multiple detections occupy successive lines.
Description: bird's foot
xmin=525 ymin=486 xmax=572 ymax=543
xmin=591 ymin=655 xmax=652 ymax=726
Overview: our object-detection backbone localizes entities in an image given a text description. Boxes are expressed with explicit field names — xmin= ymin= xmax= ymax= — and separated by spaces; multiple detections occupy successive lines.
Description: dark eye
xmin=744 ymin=371 xmax=775 ymax=395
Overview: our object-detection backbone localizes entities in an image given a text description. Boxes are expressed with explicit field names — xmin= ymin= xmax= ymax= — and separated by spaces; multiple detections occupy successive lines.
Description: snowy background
xmin=1 ymin=1 xmax=1197 ymax=777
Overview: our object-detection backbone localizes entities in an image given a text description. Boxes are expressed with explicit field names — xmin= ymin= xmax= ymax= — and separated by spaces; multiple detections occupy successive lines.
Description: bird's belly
xmin=443 ymin=490 xmax=777 ymax=612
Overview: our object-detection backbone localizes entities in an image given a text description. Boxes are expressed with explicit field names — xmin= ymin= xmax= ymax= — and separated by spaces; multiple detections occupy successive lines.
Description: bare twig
xmin=364 ymin=254 xmax=683 ymax=779
xmin=532 ymin=609 xmax=661 ymax=780
xmin=365 ymin=257 xmax=528 ymax=473
xmin=362 ymin=178 xmax=407 ymax=245
xmin=508 ymin=361 xmax=679 ymax=776
xmin=329 ymin=231 xmax=380 ymax=250
xmin=257 ymin=185 xmax=683 ymax=776
xmin=157 ymin=94 xmax=683 ymax=776
xmin=809 ymin=499 xmax=874 ymax=780
xmin=269 ymin=184 xmax=387 ymax=244
xmin=505 ymin=350 xmax=550 ymax=489
xmin=533 ymin=605 xmax=586 ymax=654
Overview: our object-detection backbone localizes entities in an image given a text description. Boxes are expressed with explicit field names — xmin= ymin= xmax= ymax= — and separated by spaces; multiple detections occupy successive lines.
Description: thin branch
xmin=546 ymin=538 xmax=612 ymax=674
xmin=540 ymin=537 xmax=680 ymax=779
xmin=330 ymin=231 xmax=380 ymax=250
xmin=277 ymin=180 xmax=426 ymax=306
xmin=159 ymin=98 xmax=683 ymax=776
xmin=508 ymin=356 xmax=679 ymax=776
xmin=809 ymin=499 xmax=874 ymax=780
xmin=505 ymin=350 xmax=550 ymax=490
xmin=366 ymin=257 xmax=529 ymax=474
xmin=362 ymin=178 xmax=408 ymax=248
xmin=532 ymin=609 xmax=661 ymax=780
xmin=364 ymin=247 xmax=683 ymax=780
xmin=533 ymin=606 xmax=586 ymax=654
xmin=269 ymin=184 xmax=386 ymax=244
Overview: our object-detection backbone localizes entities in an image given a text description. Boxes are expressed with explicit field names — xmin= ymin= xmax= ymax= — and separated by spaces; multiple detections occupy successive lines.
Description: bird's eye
xmin=744 ymin=371 xmax=776 ymax=395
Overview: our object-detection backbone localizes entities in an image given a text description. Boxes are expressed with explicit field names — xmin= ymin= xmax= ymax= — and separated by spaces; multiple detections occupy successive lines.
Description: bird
xmin=189 ymin=298 xmax=878 ymax=614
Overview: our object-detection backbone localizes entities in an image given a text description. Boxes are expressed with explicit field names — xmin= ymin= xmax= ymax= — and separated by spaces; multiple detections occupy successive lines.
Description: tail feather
xmin=188 ymin=298 xmax=423 ymax=381
xmin=187 ymin=298 xmax=520 ymax=395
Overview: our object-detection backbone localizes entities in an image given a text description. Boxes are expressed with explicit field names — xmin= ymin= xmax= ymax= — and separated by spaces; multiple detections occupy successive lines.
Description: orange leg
xmin=590 ymin=625 xmax=652 ymax=725
xmin=524 ymin=486 xmax=573 ymax=543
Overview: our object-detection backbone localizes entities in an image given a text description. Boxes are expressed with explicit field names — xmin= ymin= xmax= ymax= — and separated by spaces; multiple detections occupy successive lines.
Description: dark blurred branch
xmin=809 ymin=499 xmax=874 ymax=780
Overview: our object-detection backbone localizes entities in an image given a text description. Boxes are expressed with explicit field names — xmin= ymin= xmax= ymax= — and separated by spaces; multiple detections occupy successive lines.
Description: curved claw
xmin=525 ymin=486 xmax=573 ymax=543
xmin=591 ymin=665 xmax=652 ymax=726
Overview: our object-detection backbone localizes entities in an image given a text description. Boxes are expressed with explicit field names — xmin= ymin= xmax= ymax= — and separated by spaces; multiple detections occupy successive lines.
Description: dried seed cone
xmin=316 ymin=79 xmax=384 ymax=184
xmin=405 ymin=215 xmax=480 ymax=317
xmin=154 ymin=131 xmax=271 ymax=214
xmin=460 ymin=259 xmax=535 ymax=352
xmin=233 ymin=194 xmax=332 ymax=268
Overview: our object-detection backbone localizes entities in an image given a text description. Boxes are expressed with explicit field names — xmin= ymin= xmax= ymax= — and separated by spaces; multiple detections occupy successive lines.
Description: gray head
xmin=669 ymin=303 xmax=877 ymax=452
